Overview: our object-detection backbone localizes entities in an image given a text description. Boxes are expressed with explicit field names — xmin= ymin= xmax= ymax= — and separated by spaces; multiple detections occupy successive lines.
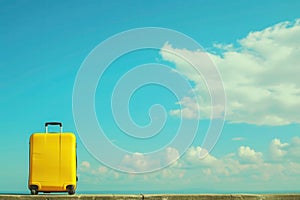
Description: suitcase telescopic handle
xmin=45 ymin=122 xmax=63 ymax=133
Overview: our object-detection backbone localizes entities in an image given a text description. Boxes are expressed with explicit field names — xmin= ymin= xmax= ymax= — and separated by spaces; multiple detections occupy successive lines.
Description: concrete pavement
xmin=1 ymin=194 xmax=300 ymax=200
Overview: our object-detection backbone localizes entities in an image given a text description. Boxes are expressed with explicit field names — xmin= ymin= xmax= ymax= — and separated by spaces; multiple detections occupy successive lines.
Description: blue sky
xmin=1 ymin=0 xmax=300 ymax=193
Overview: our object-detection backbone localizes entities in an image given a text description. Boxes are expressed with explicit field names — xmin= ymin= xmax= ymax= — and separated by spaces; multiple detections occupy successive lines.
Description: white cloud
xmin=269 ymin=137 xmax=300 ymax=161
xmin=79 ymin=161 xmax=91 ymax=172
xmin=165 ymin=147 xmax=180 ymax=163
xmin=183 ymin=146 xmax=245 ymax=178
xmin=238 ymin=146 xmax=263 ymax=163
xmin=162 ymin=19 xmax=300 ymax=125
xmin=120 ymin=147 xmax=180 ymax=172
xmin=121 ymin=153 xmax=153 ymax=172
xmin=98 ymin=166 xmax=108 ymax=173
xmin=81 ymin=161 xmax=90 ymax=168
xmin=170 ymin=97 xmax=200 ymax=119
xmin=232 ymin=137 xmax=245 ymax=141
xmin=185 ymin=146 xmax=218 ymax=165
xmin=269 ymin=138 xmax=289 ymax=160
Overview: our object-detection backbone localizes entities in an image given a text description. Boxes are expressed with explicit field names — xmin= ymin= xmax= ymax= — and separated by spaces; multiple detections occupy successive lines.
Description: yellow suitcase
xmin=28 ymin=122 xmax=77 ymax=195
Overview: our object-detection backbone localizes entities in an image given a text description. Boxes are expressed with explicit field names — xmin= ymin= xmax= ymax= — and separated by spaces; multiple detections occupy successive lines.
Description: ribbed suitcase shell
xmin=28 ymin=132 xmax=77 ymax=193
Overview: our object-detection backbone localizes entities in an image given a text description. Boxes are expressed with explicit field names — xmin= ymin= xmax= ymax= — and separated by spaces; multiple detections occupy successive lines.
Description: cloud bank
xmin=161 ymin=19 xmax=300 ymax=125
xmin=79 ymin=136 xmax=300 ymax=191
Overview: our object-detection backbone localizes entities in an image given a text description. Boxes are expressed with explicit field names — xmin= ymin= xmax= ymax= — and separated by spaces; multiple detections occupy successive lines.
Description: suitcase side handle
xmin=45 ymin=122 xmax=63 ymax=133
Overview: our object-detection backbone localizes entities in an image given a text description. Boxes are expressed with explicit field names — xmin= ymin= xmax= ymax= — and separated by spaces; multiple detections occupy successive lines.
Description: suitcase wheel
xmin=66 ymin=185 xmax=75 ymax=195
xmin=29 ymin=185 xmax=39 ymax=195
xmin=31 ymin=189 xmax=38 ymax=195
